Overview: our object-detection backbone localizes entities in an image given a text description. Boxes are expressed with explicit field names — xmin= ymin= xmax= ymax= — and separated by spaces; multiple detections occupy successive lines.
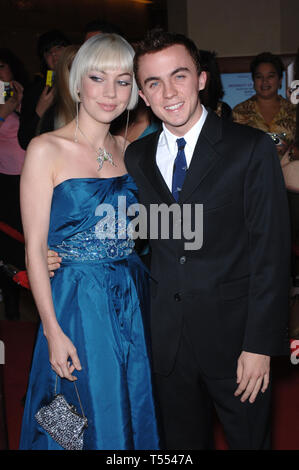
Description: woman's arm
xmin=20 ymin=137 xmax=81 ymax=380
xmin=281 ymin=145 xmax=299 ymax=193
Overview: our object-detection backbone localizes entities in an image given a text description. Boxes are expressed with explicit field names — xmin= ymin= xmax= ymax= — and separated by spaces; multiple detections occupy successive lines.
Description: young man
xmin=124 ymin=29 xmax=290 ymax=449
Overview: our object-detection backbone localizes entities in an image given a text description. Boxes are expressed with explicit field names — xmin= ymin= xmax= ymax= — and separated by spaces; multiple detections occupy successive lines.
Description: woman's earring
xmin=121 ymin=110 xmax=130 ymax=158
xmin=74 ymin=101 xmax=79 ymax=143
xmin=124 ymin=110 xmax=130 ymax=141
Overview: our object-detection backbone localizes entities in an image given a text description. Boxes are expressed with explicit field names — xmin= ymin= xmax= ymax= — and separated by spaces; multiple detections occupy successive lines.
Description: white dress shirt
xmin=156 ymin=105 xmax=208 ymax=191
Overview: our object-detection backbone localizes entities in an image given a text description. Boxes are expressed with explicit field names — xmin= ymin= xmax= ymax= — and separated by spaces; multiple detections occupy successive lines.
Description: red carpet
xmin=1 ymin=319 xmax=299 ymax=450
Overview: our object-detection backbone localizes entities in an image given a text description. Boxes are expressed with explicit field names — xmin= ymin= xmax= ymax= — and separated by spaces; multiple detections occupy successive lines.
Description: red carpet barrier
xmin=0 ymin=221 xmax=29 ymax=289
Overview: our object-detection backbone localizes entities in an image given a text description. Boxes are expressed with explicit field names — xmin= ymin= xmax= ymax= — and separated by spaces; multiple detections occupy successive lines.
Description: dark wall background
xmin=0 ymin=0 xmax=167 ymax=80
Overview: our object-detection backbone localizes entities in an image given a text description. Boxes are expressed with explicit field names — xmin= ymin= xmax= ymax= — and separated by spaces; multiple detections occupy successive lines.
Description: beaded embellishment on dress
xmin=55 ymin=225 xmax=135 ymax=262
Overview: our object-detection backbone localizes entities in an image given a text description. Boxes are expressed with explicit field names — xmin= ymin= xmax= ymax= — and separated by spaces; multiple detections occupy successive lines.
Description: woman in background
xmin=280 ymin=58 xmax=299 ymax=290
xmin=0 ymin=48 xmax=28 ymax=319
xmin=233 ymin=52 xmax=296 ymax=158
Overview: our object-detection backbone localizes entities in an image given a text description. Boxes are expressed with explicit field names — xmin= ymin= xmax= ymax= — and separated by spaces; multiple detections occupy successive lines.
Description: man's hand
xmin=47 ymin=249 xmax=61 ymax=277
xmin=234 ymin=351 xmax=270 ymax=403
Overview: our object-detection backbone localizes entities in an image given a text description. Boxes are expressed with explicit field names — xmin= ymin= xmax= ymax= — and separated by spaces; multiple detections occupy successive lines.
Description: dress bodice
xmin=48 ymin=174 xmax=138 ymax=262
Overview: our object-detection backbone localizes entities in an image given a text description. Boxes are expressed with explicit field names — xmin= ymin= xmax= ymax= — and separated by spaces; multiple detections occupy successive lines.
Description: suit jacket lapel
xmin=138 ymin=110 xmax=223 ymax=204
xmin=138 ymin=130 xmax=174 ymax=204
xmin=179 ymin=110 xmax=223 ymax=203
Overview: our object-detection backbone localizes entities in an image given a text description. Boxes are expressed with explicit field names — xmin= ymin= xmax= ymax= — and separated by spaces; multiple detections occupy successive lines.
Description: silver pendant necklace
xmin=76 ymin=125 xmax=116 ymax=171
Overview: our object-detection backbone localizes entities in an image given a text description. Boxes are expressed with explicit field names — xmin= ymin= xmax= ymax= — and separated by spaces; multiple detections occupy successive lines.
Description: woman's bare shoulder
xmin=26 ymin=125 xmax=75 ymax=162
xmin=27 ymin=132 xmax=60 ymax=154
xmin=23 ymin=134 xmax=73 ymax=188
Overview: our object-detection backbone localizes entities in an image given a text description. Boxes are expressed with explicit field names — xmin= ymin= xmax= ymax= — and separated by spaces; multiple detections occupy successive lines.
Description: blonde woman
xmin=19 ymin=34 xmax=159 ymax=450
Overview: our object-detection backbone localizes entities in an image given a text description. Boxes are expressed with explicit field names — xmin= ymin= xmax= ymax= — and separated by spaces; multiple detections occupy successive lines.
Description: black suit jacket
xmin=125 ymin=110 xmax=291 ymax=378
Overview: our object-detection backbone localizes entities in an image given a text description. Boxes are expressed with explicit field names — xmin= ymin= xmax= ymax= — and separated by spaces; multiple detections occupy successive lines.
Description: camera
xmin=0 ymin=81 xmax=14 ymax=104
xmin=46 ymin=70 xmax=55 ymax=88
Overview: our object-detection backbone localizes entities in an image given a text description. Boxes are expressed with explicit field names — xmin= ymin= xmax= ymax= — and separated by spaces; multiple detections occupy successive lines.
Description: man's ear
xmin=198 ymin=71 xmax=207 ymax=92
xmin=139 ymin=89 xmax=150 ymax=107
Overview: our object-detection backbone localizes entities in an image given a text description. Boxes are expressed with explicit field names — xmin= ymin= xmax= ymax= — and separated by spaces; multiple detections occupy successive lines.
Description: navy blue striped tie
xmin=172 ymin=138 xmax=187 ymax=202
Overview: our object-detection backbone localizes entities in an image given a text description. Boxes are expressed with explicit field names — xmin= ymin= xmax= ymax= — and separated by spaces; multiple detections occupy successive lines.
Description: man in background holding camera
xmin=17 ymin=29 xmax=69 ymax=150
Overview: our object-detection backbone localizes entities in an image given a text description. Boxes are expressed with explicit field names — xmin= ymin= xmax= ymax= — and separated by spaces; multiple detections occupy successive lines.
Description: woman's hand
xmin=46 ymin=328 xmax=82 ymax=381
xmin=0 ymin=80 xmax=23 ymax=119
xmin=35 ymin=85 xmax=55 ymax=118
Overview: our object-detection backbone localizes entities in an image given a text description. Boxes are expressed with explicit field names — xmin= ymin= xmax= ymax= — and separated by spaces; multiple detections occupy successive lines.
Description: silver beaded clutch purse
xmin=35 ymin=376 xmax=88 ymax=450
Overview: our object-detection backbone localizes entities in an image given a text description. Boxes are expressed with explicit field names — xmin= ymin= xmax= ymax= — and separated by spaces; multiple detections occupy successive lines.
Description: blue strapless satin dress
xmin=19 ymin=174 xmax=160 ymax=450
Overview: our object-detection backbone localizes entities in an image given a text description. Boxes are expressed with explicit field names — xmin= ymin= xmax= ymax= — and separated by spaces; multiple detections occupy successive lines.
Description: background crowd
xmin=0 ymin=14 xmax=299 ymax=453
xmin=0 ymin=19 xmax=298 ymax=330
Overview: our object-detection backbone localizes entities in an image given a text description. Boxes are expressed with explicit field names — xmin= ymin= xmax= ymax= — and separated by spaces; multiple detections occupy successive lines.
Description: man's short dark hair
xmin=250 ymin=52 xmax=284 ymax=80
xmin=134 ymin=29 xmax=201 ymax=89
xmin=37 ymin=29 xmax=70 ymax=60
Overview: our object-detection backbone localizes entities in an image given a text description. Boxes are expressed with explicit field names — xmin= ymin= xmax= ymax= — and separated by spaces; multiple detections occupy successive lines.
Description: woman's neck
xmin=255 ymin=95 xmax=281 ymax=125
xmin=76 ymin=114 xmax=111 ymax=149
xmin=256 ymin=94 xmax=280 ymax=108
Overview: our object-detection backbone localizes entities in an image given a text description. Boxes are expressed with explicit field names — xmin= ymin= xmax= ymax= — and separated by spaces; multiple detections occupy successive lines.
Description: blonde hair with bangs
xmin=69 ymin=33 xmax=138 ymax=110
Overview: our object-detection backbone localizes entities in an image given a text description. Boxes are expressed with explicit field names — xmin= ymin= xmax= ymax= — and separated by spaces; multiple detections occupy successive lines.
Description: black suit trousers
xmin=153 ymin=323 xmax=271 ymax=450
